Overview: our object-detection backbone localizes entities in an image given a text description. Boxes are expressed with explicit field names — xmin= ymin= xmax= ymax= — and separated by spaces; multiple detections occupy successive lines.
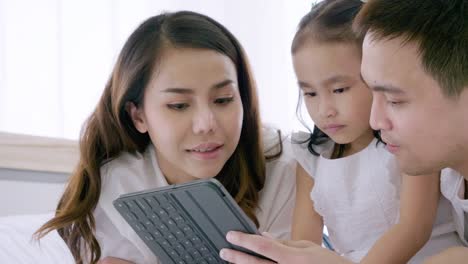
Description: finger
xmin=261 ymin=232 xmax=319 ymax=249
xmin=261 ymin=232 xmax=274 ymax=239
xmin=220 ymin=248 xmax=275 ymax=264
xmin=226 ymin=231 xmax=288 ymax=262
xmin=281 ymin=239 xmax=320 ymax=249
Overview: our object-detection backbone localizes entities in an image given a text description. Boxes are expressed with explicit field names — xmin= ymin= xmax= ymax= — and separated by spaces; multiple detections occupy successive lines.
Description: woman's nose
xmin=192 ymin=106 xmax=217 ymax=134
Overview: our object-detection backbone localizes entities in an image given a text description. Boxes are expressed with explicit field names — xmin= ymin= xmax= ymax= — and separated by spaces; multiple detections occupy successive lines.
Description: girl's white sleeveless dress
xmin=292 ymin=132 xmax=462 ymax=263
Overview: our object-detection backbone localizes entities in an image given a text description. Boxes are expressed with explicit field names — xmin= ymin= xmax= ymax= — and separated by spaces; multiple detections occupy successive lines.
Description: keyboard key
xmin=125 ymin=212 xmax=138 ymax=221
xmin=206 ymin=256 xmax=218 ymax=264
xmin=182 ymin=225 xmax=193 ymax=235
xmin=136 ymin=199 xmax=150 ymax=211
xmin=183 ymin=239 xmax=193 ymax=248
xmin=174 ymin=243 xmax=185 ymax=255
xmin=160 ymin=239 xmax=172 ymax=248
xmin=143 ymin=232 xmax=154 ymax=241
xmin=168 ymin=249 xmax=179 ymax=258
xmin=167 ymin=219 xmax=177 ymax=227
xmin=165 ymin=204 xmax=176 ymax=212
xmin=190 ymin=235 xmax=202 ymax=244
xmin=115 ymin=202 xmax=127 ymax=209
xmin=157 ymin=208 xmax=168 ymax=217
xmin=126 ymin=201 xmax=146 ymax=218
xmin=143 ymin=220 xmax=154 ymax=228
xmin=182 ymin=253 xmax=193 ymax=262
xmin=157 ymin=195 xmax=169 ymax=204
xmin=198 ymin=245 xmax=209 ymax=254
xmin=158 ymin=223 xmax=169 ymax=231
xmin=167 ymin=233 xmax=177 ymax=243
xmin=189 ymin=249 xmax=202 ymax=260
xmin=134 ymin=222 xmax=145 ymax=232
xmin=149 ymin=213 xmax=159 ymax=220
xmin=173 ymin=215 xmax=185 ymax=225
xmin=144 ymin=196 xmax=159 ymax=208
xmin=174 ymin=230 xmax=184 ymax=238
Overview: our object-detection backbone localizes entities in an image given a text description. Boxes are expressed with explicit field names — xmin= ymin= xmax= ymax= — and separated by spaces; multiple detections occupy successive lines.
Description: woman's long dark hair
xmin=292 ymin=0 xmax=381 ymax=158
xmin=35 ymin=11 xmax=266 ymax=264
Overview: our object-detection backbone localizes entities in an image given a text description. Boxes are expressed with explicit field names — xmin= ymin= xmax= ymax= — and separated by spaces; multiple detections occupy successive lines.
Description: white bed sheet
xmin=0 ymin=213 xmax=74 ymax=264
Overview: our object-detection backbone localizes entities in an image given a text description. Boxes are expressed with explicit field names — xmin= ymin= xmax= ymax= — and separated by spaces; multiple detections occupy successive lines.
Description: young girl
xmin=35 ymin=11 xmax=296 ymax=264
xmin=290 ymin=0 xmax=462 ymax=263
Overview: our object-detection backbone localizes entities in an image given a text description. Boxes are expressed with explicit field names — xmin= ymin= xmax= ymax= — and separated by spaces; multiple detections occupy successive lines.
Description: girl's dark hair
xmin=292 ymin=0 xmax=381 ymax=158
xmin=35 ymin=11 xmax=266 ymax=264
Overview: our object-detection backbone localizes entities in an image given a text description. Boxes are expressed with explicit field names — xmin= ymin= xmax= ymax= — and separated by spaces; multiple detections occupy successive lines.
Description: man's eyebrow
xmin=360 ymin=73 xmax=404 ymax=94
xmin=370 ymin=84 xmax=405 ymax=94
xmin=161 ymin=79 xmax=235 ymax=94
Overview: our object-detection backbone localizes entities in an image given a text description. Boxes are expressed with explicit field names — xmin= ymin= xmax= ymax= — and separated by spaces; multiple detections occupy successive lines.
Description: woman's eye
xmin=333 ymin=87 xmax=349 ymax=94
xmin=214 ymin=97 xmax=234 ymax=105
xmin=167 ymin=103 xmax=189 ymax=110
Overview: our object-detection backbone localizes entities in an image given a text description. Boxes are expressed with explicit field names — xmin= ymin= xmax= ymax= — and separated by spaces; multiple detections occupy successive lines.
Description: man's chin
xmin=399 ymin=161 xmax=441 ymax=176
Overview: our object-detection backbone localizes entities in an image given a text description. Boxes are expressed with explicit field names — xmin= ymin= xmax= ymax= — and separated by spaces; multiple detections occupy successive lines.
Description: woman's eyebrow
xmin=213 ymin=79 xmax=235 ymax=89
xmin=161 ymin=79 xmax=235 ymax=94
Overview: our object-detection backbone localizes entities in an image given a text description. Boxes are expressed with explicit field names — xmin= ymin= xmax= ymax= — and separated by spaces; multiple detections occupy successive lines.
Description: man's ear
xmin=126 ymin=102 xmax=148 ymax=133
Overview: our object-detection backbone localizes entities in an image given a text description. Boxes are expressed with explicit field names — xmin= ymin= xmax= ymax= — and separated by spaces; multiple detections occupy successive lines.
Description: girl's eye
xmin=333 ymin=87 xmax=349 ymax=94
xmin=214 ymin=97 xmax=234 ymax=105
xmin=167 ymin=103 xmax=189 ymax=110
xmin=304 ymin=92 xmax=317 ymax=97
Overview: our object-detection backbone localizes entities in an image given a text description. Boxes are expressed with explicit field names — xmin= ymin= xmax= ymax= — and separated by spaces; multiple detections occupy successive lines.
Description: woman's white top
xmin=94 ymin=130 xmax=296 ymax=263
xmin=291 ymin=131 xmax=462 ymax=263
xmin=440 ymin=168 xmax=468 ymax=245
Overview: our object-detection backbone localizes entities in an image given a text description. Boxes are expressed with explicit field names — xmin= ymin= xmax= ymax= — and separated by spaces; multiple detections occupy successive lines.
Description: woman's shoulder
xmin=262 ymin=125 xmax=284 ymax=158
xmin=100 ymin=149 xmax=147 ymax=180
xmin=99 ymin=146 xmax=161 ymax=194
xmin=260 ymin=127 xmax=295 ymax=182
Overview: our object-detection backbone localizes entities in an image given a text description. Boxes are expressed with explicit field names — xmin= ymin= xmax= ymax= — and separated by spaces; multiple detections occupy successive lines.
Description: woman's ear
xmin=126 ymin=102 xmax=148 ymax=133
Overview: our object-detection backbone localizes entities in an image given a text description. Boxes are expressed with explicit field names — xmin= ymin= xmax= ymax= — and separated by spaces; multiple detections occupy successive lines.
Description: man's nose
xmin=370 ymin=95 xmax=392 ymax=131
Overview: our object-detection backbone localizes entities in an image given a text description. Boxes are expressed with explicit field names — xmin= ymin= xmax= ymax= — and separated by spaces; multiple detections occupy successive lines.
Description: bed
xmin=0 ymin=132 xmax=77 ymax=263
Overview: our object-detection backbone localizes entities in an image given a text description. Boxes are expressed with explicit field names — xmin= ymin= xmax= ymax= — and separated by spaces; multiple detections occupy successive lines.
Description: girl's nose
xmin=319 ymin=99 xmax=337 ymax=118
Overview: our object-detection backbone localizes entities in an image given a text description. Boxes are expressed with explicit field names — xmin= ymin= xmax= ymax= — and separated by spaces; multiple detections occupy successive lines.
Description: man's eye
xmin=167 ymin=103 xmax=189 ymax=110
xmin=214 ymin=97 xmax=234 ymax=104
xmin=387 ymin=100 xmax=405 ymax=107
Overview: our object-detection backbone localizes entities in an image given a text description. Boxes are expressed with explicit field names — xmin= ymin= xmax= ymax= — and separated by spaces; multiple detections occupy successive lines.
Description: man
xmin=219 ymin=0 xmax=468 ymax=263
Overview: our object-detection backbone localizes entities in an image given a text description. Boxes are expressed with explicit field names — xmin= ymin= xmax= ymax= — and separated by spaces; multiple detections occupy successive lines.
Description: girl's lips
xmin=323 ymin=124 xmax=345 ymax=134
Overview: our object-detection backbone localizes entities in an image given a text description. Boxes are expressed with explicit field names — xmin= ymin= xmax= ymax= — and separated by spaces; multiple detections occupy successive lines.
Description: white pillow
xmin=0 ymin=213 xmax=74 ymax=264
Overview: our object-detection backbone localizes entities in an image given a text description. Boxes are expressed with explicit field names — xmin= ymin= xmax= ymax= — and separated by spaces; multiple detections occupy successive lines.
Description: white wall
xmin=0 ymin=1 xmax=318 ymax=216
xmin=0 ymin=180 xmax=65 ymax=216
xmin=0 ymin=0 xmax=315 ymax=139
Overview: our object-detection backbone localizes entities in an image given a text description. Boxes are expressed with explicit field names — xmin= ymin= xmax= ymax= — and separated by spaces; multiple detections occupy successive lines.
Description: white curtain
xmin=0 ymin=0 xmax=314 ymax=139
